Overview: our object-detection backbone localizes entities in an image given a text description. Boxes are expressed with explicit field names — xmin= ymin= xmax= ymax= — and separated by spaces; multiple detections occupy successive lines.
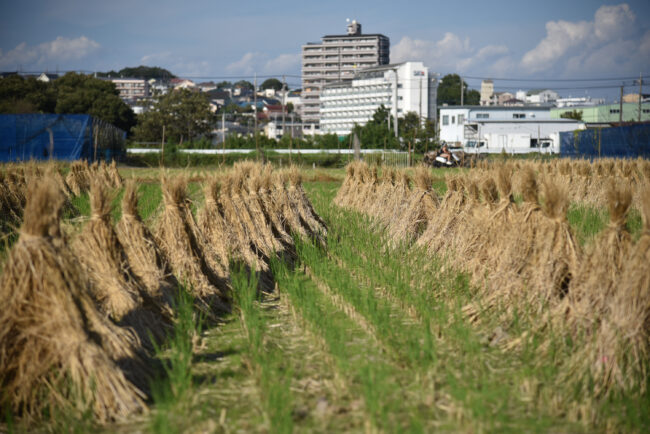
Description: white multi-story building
xmin=110 ymin=78 xmax=150 ymax=101
xmin=319 ymin=62 xmax=438 ymax=136
xmin=439 ymin=106 xmax=584 ymax=153
xmin=301 ymin=20 xmax=389 ymax=135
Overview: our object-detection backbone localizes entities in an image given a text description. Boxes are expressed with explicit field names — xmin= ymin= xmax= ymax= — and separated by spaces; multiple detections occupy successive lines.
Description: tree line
xmin=1 ymin=71 xmax=477 ymax=152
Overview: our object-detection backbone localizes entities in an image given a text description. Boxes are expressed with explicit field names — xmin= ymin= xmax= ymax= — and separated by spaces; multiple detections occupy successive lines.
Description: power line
xmin=459 ymin=74 xmax=649 ymax=83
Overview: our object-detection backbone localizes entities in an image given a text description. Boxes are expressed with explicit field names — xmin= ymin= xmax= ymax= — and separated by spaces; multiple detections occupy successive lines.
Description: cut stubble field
xmin=1 ymin=161 xmax=649 ymax=433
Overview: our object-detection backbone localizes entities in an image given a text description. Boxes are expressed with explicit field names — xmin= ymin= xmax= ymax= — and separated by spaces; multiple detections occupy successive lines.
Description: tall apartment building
xmin=320 ymin=62 xmax=438 ymax=136
xmin=301 ymin=20 xmax=389 ymax=135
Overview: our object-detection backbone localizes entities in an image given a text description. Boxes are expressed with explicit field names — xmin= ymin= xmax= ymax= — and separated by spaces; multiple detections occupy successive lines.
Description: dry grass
xmin=0 ymin=178 xmax=147 ymax=423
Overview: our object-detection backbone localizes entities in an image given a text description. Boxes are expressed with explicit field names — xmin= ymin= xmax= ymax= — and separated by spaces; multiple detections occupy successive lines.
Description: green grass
xmin=231 ymin=266 xmax=294 ymax=434
xmin=270 ymin=256 xmax=420 ymax=432
xmin=149 ymin=285 xmax=203 ymax=433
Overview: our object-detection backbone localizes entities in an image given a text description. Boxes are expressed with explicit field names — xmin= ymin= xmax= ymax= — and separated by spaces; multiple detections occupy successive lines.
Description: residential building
xmin=623 ymin=93 xmax=650 ymax=103
xmin=556 ymin=96 xmax=603 ymax=108
xmin=525 ymin=89 xmax=559 ymax=105
xmin=480 ymin=80 xmax=494 ymax=106
xmin=301 ymin=20 xmax=389 ymax=135
xmin=37 ymin=72 xmax=58 ymax=83
xmin=551 ymin=102 xmax=650 ymax=123
xmin=495 ymin=92 xmax=514 ymax=105
xmin=110 ymin=78 xmax=150 ymax=101
xmin=439 ymin=105 xmax=583 ymax=153
xmin=320 ymin=62 xmax=438 ymax=136
xmin=170 ymin=78 xmax=196 ymax=89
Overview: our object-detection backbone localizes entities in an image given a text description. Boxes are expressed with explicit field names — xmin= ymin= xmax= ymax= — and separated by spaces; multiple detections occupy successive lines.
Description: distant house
xmin=525 ymin=89 xmax=558 ymax=105
xmin=502 ymin=98 xmax=525 ymax=106
xmin=198 ymin=81 xmax=217 ymax=92
xmin=170 ymin=78 xmax=196 ymax=89
xmin=37 ymin=72 xmax=59 ymax=83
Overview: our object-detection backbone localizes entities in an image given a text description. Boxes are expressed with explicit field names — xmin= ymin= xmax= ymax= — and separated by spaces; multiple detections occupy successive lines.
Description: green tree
xmin=286 ymin=102 xmax=294 ymax=114
xmin=215 ymin=81 xmax=232 ymax=89
xmin=350 ymin=105 xmax=399 ymax=149
xmin=133 ymin=88 xmax=215 ymax=145
xmin=0 ymin=75 xmax=56 ymax=113
xmin=118 ymin=66 xmax=175 ymax=80
xmin=437 ymin=73 xmax=480 ymax=106
xmin=560 ymin=109 xmax=583 ymax=121
xmin=234 ymin=80 xmax=254 ymax=90
xmin=53 ymin=73 xmax=136 ymax=132
xmin=261 ymin=78 xmax=283 ymax=91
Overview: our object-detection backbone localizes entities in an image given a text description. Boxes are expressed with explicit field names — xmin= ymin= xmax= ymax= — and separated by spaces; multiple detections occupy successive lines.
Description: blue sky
xmin=1 ymin=0 xmax=649 ymax=99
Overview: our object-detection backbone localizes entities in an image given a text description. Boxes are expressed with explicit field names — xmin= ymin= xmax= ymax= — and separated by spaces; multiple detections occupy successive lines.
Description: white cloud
xmin=0 ymin=36 xmax=100 ymax=69
xmin=226 ymin=52 xmax=300 ymax=76
xmin=392 ymin=34 xmax=510 ymax=75
xmin=521 ymin=20 xmax=592 ymax=72
xmin=264 ymin=54 xmax=300 ymax=74
xmin=225 ymin=52 xmax=259 ymax=75
xmin=521 ymin=3 xmax=643 ymax=74
xmin=593 ymin=3 xmax=635 ymax=41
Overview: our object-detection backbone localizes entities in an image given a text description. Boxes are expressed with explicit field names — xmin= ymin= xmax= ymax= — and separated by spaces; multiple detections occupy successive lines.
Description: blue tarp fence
xmin=0 ymin=114 xmax=126 ymax=162
xmin=559 ymin=123 xmax=650 ymax=158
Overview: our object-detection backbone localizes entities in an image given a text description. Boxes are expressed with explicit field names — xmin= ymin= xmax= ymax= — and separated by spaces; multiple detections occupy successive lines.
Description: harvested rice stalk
xmin=0 ymin=179 xmax=147 ymax=423
xmin=229 ymin=172 xmax=275 ymax=256
xmin=416 ymin=175 xmax=466 ymax=254
xmin=286 ymin=167 xmax=328 ymax=237
xmin=116 ymin=181 xmax=176 ymax=321
xmin=563 ymin=183 xmax=633 ymax=332
xmin=197 ymin=177 xmax=233 ymax=269
xmin=378 ymin=171 xmax=412 ymax=230
xmin=334 ymin=163 xmax=356 ymax=206
xmin=219 ymin=176 xmax=267 ymax=266
xmin=65 ymin=161 xmax=90 ymax=196
xmin=526 ymin=180 xmax=580 ymax=311
xmin=367 ymin=167 xmax=396 ymax=219
xmin=244 ymin=173 xmax=284 ymax=254
xmin=156 ymin=175 xmax=230 ymax=314
xmin=599 ymin=187 xmax=650 ymax=394
xmin=73 ymin=179 xmax=172 ymax=347
xmin=389 ymin=166 xmax=439 ymax=243
xmin=258 ymin=165 xmax=295 ymax=248
xmin=109 ymin=160 xmax=123 ymax=188
xmin=272 ymin=172 xmax=310 ymax=239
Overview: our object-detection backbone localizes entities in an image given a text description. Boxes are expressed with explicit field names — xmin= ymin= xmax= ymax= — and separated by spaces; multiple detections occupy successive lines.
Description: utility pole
xmin=222 ymin=112 xmax=226 ymax=165
xmin=254 ymin=73 xmax=259 ymax=160
xmin=393 ymin=70 xmax=399 ymax=138
xmin=160 ymin=125 xmax=165 ymax=167
xmin=460 ymin=76 xmax=464 ymax=106
xmin=639 ymin=73 xmax=643 ymax=123
xmin=281 ymin=75 xmax=286 ymax=143
xmin=620 ymin=84 xmax=624 ymax=124
xmin=290 ymin=112 xmax=294 ymax=164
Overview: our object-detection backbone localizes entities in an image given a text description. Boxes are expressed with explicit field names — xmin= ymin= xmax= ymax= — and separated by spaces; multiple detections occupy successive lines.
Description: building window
xmin=476 ymin=113 xmax=489 ymax=119
xmin=644 ymin=109 xmax=650 ymax=114
xmin=513 ymin=113 xmax=525 ymax=119
xmin=397 ymin=84 xmax=402 ymax=88
xmin=458 ymin=114 xmax=465 ymax=124
xmin=451 ymin=116 xmax=455 ymax=124
xmin=442 ymin=115 xmax=449 ymax=126
xmin=610 ymin=109 xmax=620 ymax=114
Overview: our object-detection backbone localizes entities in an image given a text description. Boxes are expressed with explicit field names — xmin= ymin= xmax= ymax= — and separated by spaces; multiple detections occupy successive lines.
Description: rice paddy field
xmin=1 ymin=158 xmax=649 ymax=433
